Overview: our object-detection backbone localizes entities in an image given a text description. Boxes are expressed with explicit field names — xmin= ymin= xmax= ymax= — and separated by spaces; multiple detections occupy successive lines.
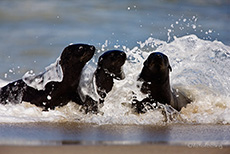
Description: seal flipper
xmin=0 ymin=79 xmax=27 ymax=104
xmin=132 ymin=97 xmax=157 ymax=113
xmin=171 ymin=88 xmax=192 ymax=111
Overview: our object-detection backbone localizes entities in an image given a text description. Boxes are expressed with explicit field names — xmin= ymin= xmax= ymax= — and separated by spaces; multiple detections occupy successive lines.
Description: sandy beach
xmin=1 ymin=144 xmax=229 ymax=154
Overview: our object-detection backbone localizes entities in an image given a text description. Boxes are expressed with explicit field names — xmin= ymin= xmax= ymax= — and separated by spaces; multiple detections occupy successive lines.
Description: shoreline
xmin=0 ymin=144 xmax=229 ymax=154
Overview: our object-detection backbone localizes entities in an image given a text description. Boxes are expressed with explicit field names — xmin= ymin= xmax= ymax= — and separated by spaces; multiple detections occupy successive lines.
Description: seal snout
xmin=98 ymin=50 xmax=127 ymax=80
xmin=90 ymin=45 xmax=95 ymax=51
xmin=120 ymin=51 xmax=127 ymax=64
xmin=112 ymin=50 xmax=127 ymax=67
xmin=152 ymin=52 xmax=164 ymax=63
xmin=77 ymin=44 xmax=95 ymax=62
xmin=155 ymin=53 xmax=163 ymax=60
xmin=108 ymin=51 xmax=126 ymax=78
xmin=147 ymin=52 xmax=170 ymax=70
xmin=99 ymin=50 xmax=127 ymax=67
xmin=83 ymin=45 xmax=95 ymax=58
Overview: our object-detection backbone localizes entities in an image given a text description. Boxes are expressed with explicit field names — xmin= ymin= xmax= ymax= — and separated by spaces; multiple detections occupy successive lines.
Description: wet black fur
xmin=0 ymin=44 xmax=95 ymax=110
xmin=132 ymin=52 xmax=191 ymax=113
xmin=80 ymin=50 xmax=127 ymax=113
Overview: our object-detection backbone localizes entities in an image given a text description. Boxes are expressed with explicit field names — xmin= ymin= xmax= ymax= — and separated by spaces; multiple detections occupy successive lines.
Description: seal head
xmin=60 ymin=44 xmax=95 ymax=74
xmin=97 ymin=50 xmax=126 ymax=80
xmin=139 ymin=52 xmax=172 ymax=83
xmin=79 ymin=50 xmax=127 ymax=114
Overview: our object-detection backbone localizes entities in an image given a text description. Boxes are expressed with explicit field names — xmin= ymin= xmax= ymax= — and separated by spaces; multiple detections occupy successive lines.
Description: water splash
xmin=22 ymin=57 xmax=63 ymax=90
xmin=165 ymin=15 xmax=219 ymax=43
xmin=0 ymin=34 xmax=230 ymax=125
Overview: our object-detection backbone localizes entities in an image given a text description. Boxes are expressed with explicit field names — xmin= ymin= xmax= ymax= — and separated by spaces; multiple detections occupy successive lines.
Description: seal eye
xmin=79 ymin=46 xmax=83 ymax=51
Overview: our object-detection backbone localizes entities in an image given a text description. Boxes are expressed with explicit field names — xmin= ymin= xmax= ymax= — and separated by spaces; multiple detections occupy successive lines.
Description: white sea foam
xmin=22 ymin=57 xmax=63 ymax=90
xmin=0 ymin=79 xmax=9 ymax=87
xmin=0 ymin=34 xmax=230 ymax=125
xmin=78 ymin=63 xmax=99 ymax=102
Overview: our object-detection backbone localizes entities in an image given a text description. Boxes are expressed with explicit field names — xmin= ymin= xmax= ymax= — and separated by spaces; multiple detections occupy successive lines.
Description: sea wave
xmin=0 ymin=34 xmax=230 ymax=125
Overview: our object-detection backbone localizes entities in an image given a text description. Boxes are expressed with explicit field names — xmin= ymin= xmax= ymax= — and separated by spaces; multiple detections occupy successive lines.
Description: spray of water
xmin=0 ymin=15 xmax=230 ymax=125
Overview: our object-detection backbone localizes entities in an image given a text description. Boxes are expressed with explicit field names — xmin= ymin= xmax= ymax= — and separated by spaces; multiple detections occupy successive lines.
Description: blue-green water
xmin=0 ymin=0 xmax=229 ymax=80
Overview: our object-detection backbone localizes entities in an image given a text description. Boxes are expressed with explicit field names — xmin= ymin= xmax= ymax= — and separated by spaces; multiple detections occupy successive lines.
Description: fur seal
xmin=132 ymin=52 xmax=191 ymax=113
xmin=0 ymin=44 xmax=95 ymax=110
xmin=79 ymin=50 xmax=127 ymax=113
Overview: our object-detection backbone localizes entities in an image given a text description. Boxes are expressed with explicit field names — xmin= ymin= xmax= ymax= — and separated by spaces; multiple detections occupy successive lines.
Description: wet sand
xmin=0 ymin=144 xmax=229 ymax=154
xmin=0 ymin=123 xmax=230 ymax=154
xmin=1 ymin=123 xmax=230 ymax=145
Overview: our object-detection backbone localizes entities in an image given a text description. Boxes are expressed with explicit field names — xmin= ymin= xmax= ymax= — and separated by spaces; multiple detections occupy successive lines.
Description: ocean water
xmin=0 ymin=0 xmax=229 ymax=80
xmin=1 ymin=34 xmax=230 ymax=125
xmin=0 ymin=0 xmax=230 ymax=146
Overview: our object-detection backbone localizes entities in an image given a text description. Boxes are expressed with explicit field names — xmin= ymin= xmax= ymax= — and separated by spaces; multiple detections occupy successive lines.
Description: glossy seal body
xmin=132 ymin=52 xmax=191 ymax=113
xmin=0 ymin=44 xmax=95 ymax=110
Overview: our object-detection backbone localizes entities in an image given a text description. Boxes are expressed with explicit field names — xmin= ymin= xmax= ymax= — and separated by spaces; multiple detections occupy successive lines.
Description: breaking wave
xmin=0 ymin=34 xmax=230 ymax=125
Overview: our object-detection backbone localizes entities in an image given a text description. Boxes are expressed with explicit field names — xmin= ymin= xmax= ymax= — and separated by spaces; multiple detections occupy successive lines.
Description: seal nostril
xmin=154 ymin=54 xmax=163 ymax=61
xmin=157 ymin=54 xmax=162 ymax=58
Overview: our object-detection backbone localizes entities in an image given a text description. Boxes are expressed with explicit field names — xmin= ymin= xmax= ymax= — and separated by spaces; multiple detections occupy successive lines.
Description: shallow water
xmin=0 ymin=123 xmax=229 ymax=147
xmin=0 ymin=0 xmax=230 ymax=146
